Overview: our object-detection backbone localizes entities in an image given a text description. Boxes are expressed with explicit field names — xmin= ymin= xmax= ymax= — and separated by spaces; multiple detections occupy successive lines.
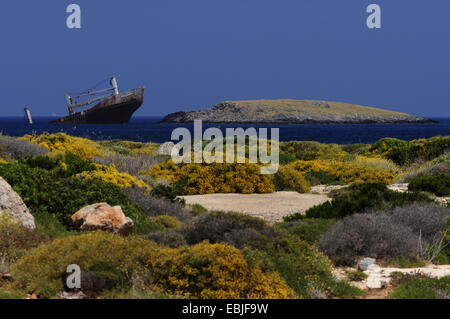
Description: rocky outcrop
xmin=161 ymin=100 xmax=435 ymax=124
xmin=0 ymin=177 xmax=35 ymax=229
xmin=71 ymin=203 xmax=134 ymax=235
xmin=156 ymin=142 xmax=175 ymax=156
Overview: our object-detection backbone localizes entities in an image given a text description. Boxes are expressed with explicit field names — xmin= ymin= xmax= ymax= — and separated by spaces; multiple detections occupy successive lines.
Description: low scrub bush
xmin=146 ymin=230 xmax=187 ymax=248
xmin=94 ymin=153 xmax=166 ymax=176
xmin=346 ymin=270 xmax=368 ymax=282
xmin=0 ymin=162 xmax=147 ymax=230
xmin=273 ymin=166 xmax=310 ymax=193
xmin=182 ymin=211 xmax=276 ymax=250
xmin=0 ymin=216 xmax=43 ymax=263
xmin=12 ymin=233 xmax=295 ymax=299
xmin=24 ymin=153 xmax=96 ymax=177
xmin=277 ymin=218 xmax=337 ymax=244
xmin=11 ymin=232 xmax=158 ymax=297
xmin=396 ymin=158 xmax=450 ymax=183
xmin=389 ymin=275 xmax=450 ymax=299
xmin=320 ymin=214 xmax=419 ymax=265
xmin=371 ymin=136 xmax=450 ymax=166
xmin=408 ymin=174 xmax=450 ymax=196
xmin=280 ymin=141 xmax=347 ymax=161
xmin=305 ymin=170 xmax=341 ymax=186
xmin=254 ymin=232 xmax=360 ymax=298
xmin=0 ymin=136 xmax=48 ymax=161
xmin=124 ymin=187 xmax=192 ymax=223
xmin=289 ymin=157 xmax=397 ymax=184
xmin=320 ymin=203 xmax=449 ymax=265
xmin=285 ymin=182 xmax=430 ymax=221
xmin=152 ymin=215 xmax=182 ymax=230
xmin=98 ymin=140 xmax=159 ymax=156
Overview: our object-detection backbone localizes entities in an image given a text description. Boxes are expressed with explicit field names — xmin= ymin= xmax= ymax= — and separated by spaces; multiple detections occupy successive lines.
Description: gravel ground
xmin=180 ymin=191 xmax=330 ymax=223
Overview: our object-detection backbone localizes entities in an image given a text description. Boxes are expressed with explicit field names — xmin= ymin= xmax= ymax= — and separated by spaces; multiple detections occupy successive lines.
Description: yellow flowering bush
xmin=11 ymin=232 xmax=159 ymax=297
xmin=20 ymin=133 xmax=103 ymax=160
xmin=12 ymin=232 xmax=295 ymax=299
xmin=149 ymin=242 xmax=296 ymax=299
xmin=147 ymin=161 xmax=275 ymax=195
xmin=289 ymin=157 xmax=398 ymax=184
xmin=77 ymin=164 xmax=151 ymax=191
xmin=0 ymin=158 xmax=7 ymax=164
xmin=273 ymin=166 xmax=311 ymax=193
xmin=99 ymin=140 xmax=159 ymax=156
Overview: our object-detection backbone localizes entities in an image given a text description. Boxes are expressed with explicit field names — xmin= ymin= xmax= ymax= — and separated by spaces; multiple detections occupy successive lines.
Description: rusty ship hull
xmin=49 ymin=87 xmax=145 ymax=124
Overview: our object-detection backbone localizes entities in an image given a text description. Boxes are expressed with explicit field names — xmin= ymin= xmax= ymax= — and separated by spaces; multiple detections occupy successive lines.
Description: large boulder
xmin=71 ymin=203 xmax=134 ymax=235
xmin=0 ymin=177 xmax=35 ymax=229
xmin=156 ymin=142 xmax=175 ymax=156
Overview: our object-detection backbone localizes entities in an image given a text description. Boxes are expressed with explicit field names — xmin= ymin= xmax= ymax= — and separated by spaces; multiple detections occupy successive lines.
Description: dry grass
xmin=223 ymin=99 xmax=420 ymax=120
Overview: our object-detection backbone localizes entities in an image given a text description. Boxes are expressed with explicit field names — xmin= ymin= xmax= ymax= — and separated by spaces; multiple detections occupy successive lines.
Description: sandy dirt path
xmin=180 ymin=191 xmax=330 ymax=223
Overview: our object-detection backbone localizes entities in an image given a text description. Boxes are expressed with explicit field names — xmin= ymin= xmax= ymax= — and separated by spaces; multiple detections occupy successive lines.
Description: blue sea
xmin=1 ymin=117 xmax=450 ymax=145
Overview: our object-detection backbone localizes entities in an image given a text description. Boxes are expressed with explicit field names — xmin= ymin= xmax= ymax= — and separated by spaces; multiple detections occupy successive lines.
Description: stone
xmin=387 ymin=183 xmax=409 ymax=193
xmin=310 ymin=185 xmax=347 ymax=195
xmin=156 ymin=142 xmax=175 ymax=156
xmin=367 ymin=264 xmax=381 ymax=272
xmin=72 ymin=203 xmax=134 ymax=234
xmin=0 ymin=177 xmax=35 ymax=229
xmin=366 ymin=273 xmax=383 ymax=289
xmin=358 ymin=257 xmax=377 ymax=271
xmin=59 ymin=291 xmax=87 ymax=300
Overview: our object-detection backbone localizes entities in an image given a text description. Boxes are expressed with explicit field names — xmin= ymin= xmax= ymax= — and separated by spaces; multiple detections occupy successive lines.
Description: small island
xmin=161 ymin=99 xmax=435 ymax=124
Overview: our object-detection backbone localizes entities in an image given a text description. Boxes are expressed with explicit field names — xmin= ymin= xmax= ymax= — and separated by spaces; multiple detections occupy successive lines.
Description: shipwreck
xmin=49 ymin=76 xmax=145 ymax=124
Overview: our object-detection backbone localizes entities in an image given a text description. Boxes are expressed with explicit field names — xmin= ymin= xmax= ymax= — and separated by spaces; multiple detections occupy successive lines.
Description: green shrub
xmin=12 ymin=232 xmax=295 ymax=299
xmin=371 ymin=136 xmax=450 ymax=166
xmin=182 ymin=211 xmax=276 ymax=250
xmin=191 ymin=204 xmax=208 ymax=215
xmin=280 ymin=141 xmax=346 ymax=161
xmin=23 ymin=154 xmax=96 ymax=178
xmin=285 ymin=182 xmax=431 ymax=221
xmin=346 ymin=270 xmax=368 ymax=282
xmin=389 ymin=256 xmax=427 ymax=268
xmin=408 ymin=174 xmax=450 ymax=196
xmin=258 ymin=232 xmax=361 ymax=298
xmin=273 ymin=166 xmax=311 ymax=193
xmin=305 ymin=170 xmax=342 ymax=186
xmin=278 ymin=152 xmax=298 ymax=165
xmin=11 ymin=232 xmax=158 ymax=298
xmin=147 ymin=230 xmax=187 ymax=248
xmin=0 ymin=162 xmax=152 ymax=233
xmin=23 ymin=155 xmax=59 ymax=170
xmin=152 ymin=215 xmax=182 ymax=230
xmin=389 ymin=275 xmax=450 ymax=299
xmin=0 ymin=216 xmax=43 ymax=262
xmin=277 ymin=218 xmax=337 ymax=244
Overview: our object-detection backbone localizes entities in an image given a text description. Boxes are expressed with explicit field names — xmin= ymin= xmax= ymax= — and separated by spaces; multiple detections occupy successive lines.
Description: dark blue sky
xmin=0 ymin=1 xmax=449 ymax=117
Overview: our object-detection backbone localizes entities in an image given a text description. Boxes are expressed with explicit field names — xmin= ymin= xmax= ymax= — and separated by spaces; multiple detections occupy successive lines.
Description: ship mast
xmin=66 ymin=76 xmax=120 ymax=116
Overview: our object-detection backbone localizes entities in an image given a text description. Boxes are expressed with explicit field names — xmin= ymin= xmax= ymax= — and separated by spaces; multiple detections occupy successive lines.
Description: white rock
xmin=0 ymin=177 xmax=35 ymax=229
xmin=366 ymin=273 xmax=383 ymax=289
xmin=358 ymin=257 xmax=376 ymax=271
xmin=156 ymin=142 xmax=175 ymax=156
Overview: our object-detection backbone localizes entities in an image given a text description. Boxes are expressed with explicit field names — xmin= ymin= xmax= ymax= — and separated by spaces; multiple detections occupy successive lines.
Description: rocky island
xmin=161 ymin=99 xmax=435 ymax=124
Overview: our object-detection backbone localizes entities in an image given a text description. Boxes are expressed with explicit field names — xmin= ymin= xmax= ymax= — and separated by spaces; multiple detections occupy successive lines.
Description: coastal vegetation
xmin=0 ymin=133 xmax=449 ymax=299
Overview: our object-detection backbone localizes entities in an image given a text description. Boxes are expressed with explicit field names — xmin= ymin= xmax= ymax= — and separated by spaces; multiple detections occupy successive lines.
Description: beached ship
xmin=49 ymin=76 xmax=145 ymax=124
